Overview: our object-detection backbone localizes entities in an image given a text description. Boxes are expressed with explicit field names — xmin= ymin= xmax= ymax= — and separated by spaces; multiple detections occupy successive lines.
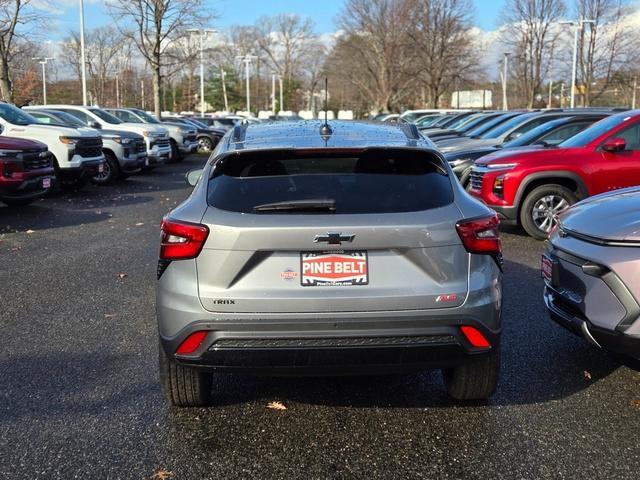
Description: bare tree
xmin=0 ymin=0 xmax=45 ymax=102
xmin=501 ymin=0 xmax=566 ymax=108
xmin=62 ymin=27 xmax=126 ymax=106
xmin=405 ymin=0 xmax=481 ymax=107
xmin=108 ymin=0 xmax=209 ymax=117
xmin=333 ymin=0 xmax=412 ymax=112
xmin=575 ymin=0 xmax=637 ymax=105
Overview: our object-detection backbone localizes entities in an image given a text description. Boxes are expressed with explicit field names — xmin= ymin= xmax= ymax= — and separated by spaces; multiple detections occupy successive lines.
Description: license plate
xmin=301 ymin=251 xmax=368 ymax=287
xmin=98 ymin=163 xmax=104 ymax=173
xmin=541 ymin=255 xmax=554 ymax=283
xmin=42 ymin=177 xmax=51 ymax=188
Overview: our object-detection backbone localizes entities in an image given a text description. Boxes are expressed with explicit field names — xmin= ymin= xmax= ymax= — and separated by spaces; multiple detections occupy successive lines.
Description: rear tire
xmin=169 ymin=140 xmax=183 ymax=163
xmin=442 ymin=345 xmax=500 ymax=400
xmin=159 ymin=342 xmax=212 ymax=407
xmin=520 ymin=184 xmax=577 ymax=240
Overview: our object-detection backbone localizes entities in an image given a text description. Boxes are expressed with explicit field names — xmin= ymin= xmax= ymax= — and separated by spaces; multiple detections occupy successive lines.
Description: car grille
xmin=76 ymin=137 xmax=103 ymax=158
xmin=151 ymin=137 xmax=170 ymax=149
xmin=470 ymin=169 xmax=485 ymax=190
xmin=133 ymin=138 xmax=146 ymax=153
xmin=22 ymin=151 xmax=52 ymax=170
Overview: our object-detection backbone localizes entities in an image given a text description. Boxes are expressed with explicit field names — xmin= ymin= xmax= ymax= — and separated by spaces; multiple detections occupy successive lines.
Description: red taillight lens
xmin=159 ymin=218 xmax=209 ymax=260
xmin=175 ymin=330 xmax=208 ymax=355
xmin=456 ymin=214 xmax=501 ymax=255
xmin=460 ymin=326 xmax=491 ymax=348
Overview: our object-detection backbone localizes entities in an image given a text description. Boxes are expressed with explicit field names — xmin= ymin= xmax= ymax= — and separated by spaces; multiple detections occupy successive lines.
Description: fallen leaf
xmin=25 ymin=229 xmax=35 ymax=234
xmin=150 ymin=470 xmax=174 ymax=480
xmin=631 ymin=399 xmax=640 ymax=409
xmin=135 ymin=222 xmax=144 ymax=226
xmin=267 ymin=401 xmax=287 ymax=411
xmin=104 ymin=314 xmax=117 ymax=319
xmin=117 ymin=273 xmax=127 ymax=280
xmin=583 ymin=370 xmax=592 ymax=381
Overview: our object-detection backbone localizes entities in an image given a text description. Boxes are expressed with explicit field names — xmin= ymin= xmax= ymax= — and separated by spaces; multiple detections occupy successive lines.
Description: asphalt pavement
xmin=1 ymin=155 xmax=639 ymax=479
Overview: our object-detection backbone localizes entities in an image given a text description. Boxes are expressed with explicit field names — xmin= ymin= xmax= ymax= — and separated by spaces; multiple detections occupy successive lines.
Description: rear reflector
xmin=160 ymin=218 xmax=209 ymax=260
xmin=176 ymin=331 xmax=208 ymax=355
xmin=460 ymin=326 xmax=491 ymax=348
xmin=456 ymin=214 xmax=501 ymax=255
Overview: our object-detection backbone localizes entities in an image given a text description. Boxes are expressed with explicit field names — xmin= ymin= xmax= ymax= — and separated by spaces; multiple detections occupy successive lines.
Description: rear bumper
xmin=160 ymin=320 xmax=499 ymax=374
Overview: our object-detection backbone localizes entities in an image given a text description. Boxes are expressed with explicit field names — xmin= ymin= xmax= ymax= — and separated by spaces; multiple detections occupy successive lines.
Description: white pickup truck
xmin=0 ymin=102 xmax=105 ymax=189
xmin=45 ymin=105 xmax=171 ymax=168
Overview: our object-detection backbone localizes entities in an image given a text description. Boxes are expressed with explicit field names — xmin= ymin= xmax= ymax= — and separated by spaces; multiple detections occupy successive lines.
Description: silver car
xmin=156 ymin=121 xmax=503 ymax=406
xmin=543 ymin=187 xmax=640 ymax=361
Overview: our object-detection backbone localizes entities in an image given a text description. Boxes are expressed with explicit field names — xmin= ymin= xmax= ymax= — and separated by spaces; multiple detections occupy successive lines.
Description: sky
xmin=52 ymin=0 xmax=507 ymax=38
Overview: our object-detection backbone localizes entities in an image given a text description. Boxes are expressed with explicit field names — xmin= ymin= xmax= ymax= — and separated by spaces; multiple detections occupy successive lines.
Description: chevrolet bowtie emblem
xmin=314 ymin=233 xmax=355 ymax=245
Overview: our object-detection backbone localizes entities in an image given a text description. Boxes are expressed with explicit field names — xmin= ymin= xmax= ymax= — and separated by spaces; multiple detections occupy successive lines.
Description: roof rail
xmin=400 ymin=123 xmax=421 ymax=140
xmin=231 ymin=121 xmax=249 ymax=143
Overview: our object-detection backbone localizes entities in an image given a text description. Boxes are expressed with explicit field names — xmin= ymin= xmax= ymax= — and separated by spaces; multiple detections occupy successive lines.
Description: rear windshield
xmin=207 ymin=150 xmax=453 ymax=214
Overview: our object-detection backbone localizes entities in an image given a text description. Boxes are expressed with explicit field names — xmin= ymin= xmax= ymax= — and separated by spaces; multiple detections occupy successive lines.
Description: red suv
xmin=469 ymin=110 xmax=640 ymax=239
xmin=0 ymin=136 xmax=54 ymax=207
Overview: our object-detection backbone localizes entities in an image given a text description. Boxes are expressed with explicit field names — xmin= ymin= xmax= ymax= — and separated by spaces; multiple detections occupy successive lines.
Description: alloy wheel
xmin=531 ymin=194 xmax=569 ymax=233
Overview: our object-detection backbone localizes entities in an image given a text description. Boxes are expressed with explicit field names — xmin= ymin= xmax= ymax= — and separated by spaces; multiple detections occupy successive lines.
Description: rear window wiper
xmin=253 ymin=199 xmax=336 ymax=213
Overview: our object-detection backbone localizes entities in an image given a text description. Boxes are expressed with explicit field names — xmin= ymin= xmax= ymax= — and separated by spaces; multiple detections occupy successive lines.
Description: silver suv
xmin=156 ymin=121 xmax=503 ymax=406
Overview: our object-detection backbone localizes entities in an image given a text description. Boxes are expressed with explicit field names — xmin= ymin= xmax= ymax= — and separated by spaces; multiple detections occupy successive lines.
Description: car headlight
xmin=59 ymin=136 xmax=80 ymax=145
xmin=113 ymin=137 xmax=132 ymax=145
xmin=0 ymin=149 xmax=24 ymax=157
xmin=486 ymin=163 xmax=518 ymax=171
xmin=142 ymin=131 xmax=152 ymax=138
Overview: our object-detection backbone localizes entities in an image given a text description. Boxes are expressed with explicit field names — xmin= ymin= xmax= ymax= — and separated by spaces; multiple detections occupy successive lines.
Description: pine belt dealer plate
xmin=301 ymin=251 xmax=368 ymax=287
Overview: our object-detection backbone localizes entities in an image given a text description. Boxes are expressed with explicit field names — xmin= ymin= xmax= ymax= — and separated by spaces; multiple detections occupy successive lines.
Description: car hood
xmin=6 ymin=123 xmax=100 ymax=138
xmin=101 ymin=129 xmax=144 ymax=139
xmin=0 ymin=135 xmax=47 ymax=151
xmin=439 ymin=138 xmax=500 ymax=153
xmin=559 ymin=187 xmax=640 ymax=242
xmin=475 ymin=146 xmax=555 ymax=166
xmin=117 ymin=123 xmax=168 ymax=136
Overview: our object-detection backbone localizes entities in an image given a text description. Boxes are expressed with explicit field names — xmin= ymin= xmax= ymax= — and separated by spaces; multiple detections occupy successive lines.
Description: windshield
xmin=467 ymin=113 xmax=519 ymax=137
xmin=51 ymin=111 xmax=86 ymax=128
xmin=186 ymin=118 xmax=207 ymax=129
xmin=559 ymin=114 xmax=631 ymax=148
xmin=449 ymin=113 xmax=481 ymax=130
xmin=457 ymin=113 xmax=502 ymax=133
xmin=503 ymin=118 xmax=568 ymax=147
xmin=479 ymin=113 xmax=537 ymax=139
xmin=0 ymin=103 xmax=38 ymax=126
xmin=89 ymin=108 xmax=123 ymax=124
xmin=132 ymin=109 xmax=160 ymax=124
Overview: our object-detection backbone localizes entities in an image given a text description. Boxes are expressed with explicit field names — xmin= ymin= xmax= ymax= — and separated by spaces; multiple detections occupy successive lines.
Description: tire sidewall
xmin=520 ymin=184 xmax=577 ymax=240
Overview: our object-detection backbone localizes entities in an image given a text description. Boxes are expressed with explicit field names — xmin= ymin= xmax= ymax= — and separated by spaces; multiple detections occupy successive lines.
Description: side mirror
xmin=602 ymin=137 xmax=626 ymax=153
xmin=185 ymin=169 xmax=203 ymax=187
xmin=89 ymin=121 xmax=101 ymax=129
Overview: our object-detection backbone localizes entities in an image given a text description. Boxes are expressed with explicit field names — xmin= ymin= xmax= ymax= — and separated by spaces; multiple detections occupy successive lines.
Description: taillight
xmin=176 ymin=330 xmax=208 ymax=355
xmin=456 ymin=214 xmax=501 ymax=255
xmin=460 ymin=326 xmax=491 ymax=348
xmin=159 ymin=218 xmax=209 ymax=260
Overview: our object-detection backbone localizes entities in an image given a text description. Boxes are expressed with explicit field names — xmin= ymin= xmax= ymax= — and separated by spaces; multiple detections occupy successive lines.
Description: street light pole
xmin=279 ymin=75 xmax=283 ymax=113
xmin=187 ymin=29 xmax=216 ymax=117
xmin=33 ymin=57 xmax=53 ymax=105
xmin=271 ymin=74 xmax=276 ymax=113
xmin=502 ymin=53 xmax=509 ymax=111
xmin=235 ymin=54 xmax=257 ymax=113
xmin=563 ymin=19 xmax=595 ymax=108
xmin=79 ymin=0 xmax=88 ymax=105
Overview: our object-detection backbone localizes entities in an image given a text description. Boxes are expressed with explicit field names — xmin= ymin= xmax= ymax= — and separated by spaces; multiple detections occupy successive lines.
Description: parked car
xmin=0 ymin=136 xmax=54 ymax=207
xmin=105 ymin=108 xmax=198 ymax=162
xmin=447 ymin=114 xmax=608 ymax=188
xmin=543 ymin=187 xmax=640 ymax=361
xmin=194 ymin=116 xmax=237 ymax=130
xmin=156 ymin=120 xmax=503 ymax=406
xmin=423 ymin=112 xmax=518 ymax=141
xmin=25 ymin=108 xmax=147 ymax=185
xmin=45 ymin=105 xmax=171 ymax=168
xmin=159 ymin=117 xmax=224 ymax=153
xmin=401 ymin=109 xmax=465 ymax=123
xmin=468 ymin=110 xmax=640 ymax=239
xmin=0 ymin=103 xmax=104 ymax=190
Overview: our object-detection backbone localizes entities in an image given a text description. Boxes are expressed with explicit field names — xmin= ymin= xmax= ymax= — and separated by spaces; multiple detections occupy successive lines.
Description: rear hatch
xmin=196 ymin=148 xmax=469 ymax=313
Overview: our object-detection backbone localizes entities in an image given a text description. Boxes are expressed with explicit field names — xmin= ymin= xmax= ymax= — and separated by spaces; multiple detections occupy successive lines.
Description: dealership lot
xmin=1 ymin=154 xmax=639 ymax=479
